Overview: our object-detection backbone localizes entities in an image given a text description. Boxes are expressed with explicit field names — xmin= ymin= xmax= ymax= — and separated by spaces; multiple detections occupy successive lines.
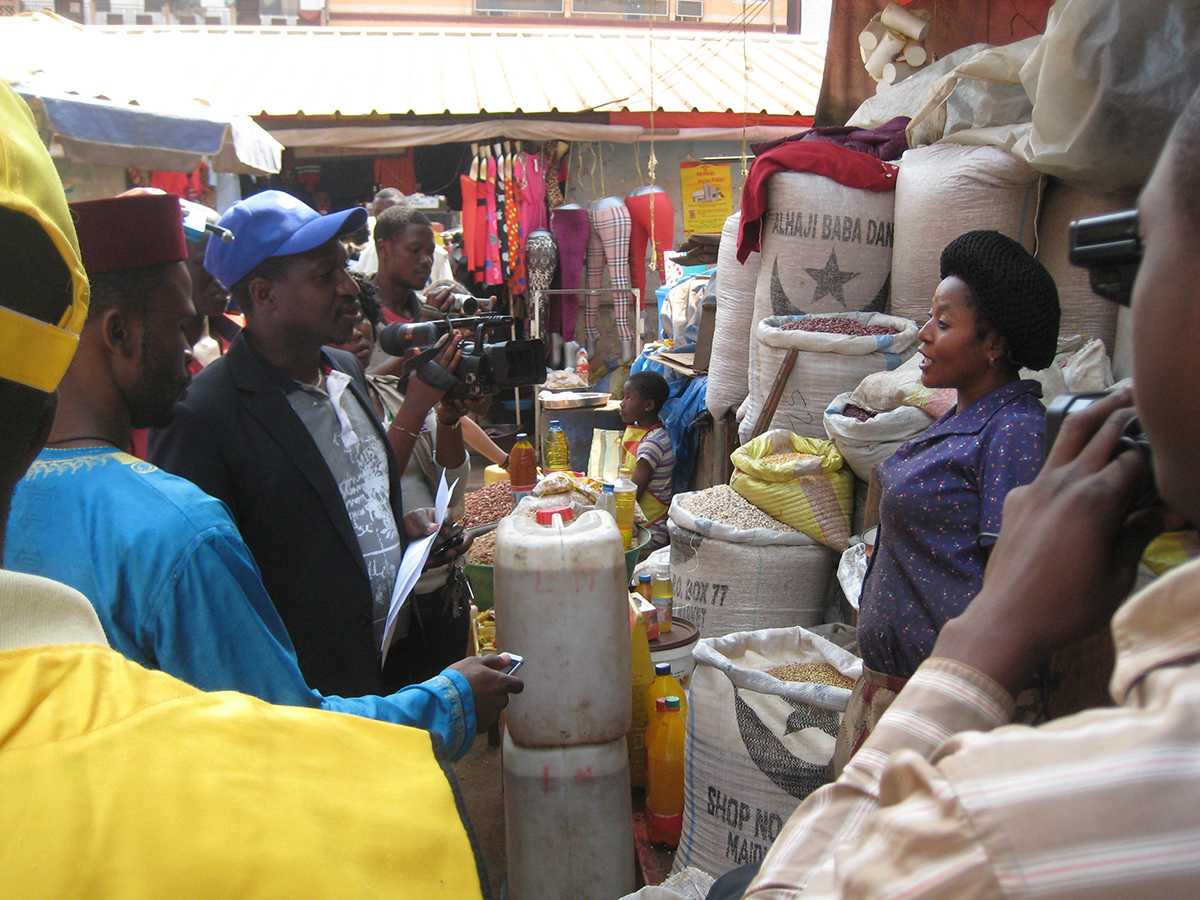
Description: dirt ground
xmin=453 ymin=734 xmax=507 ymax=898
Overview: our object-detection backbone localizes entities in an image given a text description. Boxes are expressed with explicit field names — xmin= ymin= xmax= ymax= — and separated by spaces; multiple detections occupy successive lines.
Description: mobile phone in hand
xmin=502 ymin=654 xmax=525 ymax=676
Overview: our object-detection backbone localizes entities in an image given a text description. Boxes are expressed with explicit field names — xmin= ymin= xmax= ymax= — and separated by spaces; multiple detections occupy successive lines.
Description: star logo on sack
xmin=805 ymin=250 xmax=858 ymax=306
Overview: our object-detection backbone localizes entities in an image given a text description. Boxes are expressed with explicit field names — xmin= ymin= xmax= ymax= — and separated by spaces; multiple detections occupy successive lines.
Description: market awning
xmin=13 ymin=84 xmax=283 ymax=175
xmin=0 ymin=12 xmax=825 ymax=119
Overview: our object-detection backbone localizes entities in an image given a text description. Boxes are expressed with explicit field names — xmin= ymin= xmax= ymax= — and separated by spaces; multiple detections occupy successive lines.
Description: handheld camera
xmin=1046 ymin=209 xmax=1156 ymax=508
xmin=378 ymin=315 xmax=545 ymax=400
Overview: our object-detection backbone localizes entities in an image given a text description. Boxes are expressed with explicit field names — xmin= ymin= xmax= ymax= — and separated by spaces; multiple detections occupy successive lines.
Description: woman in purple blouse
xmin=834 ymin=231 xmax=1061 ymax=771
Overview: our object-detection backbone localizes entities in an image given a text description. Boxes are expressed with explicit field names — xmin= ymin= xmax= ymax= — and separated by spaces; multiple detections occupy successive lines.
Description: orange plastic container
xmin=646 ymin=695 xmax=685 ymax=848
xmin=644 ymin=662 xmax=686 ymax=727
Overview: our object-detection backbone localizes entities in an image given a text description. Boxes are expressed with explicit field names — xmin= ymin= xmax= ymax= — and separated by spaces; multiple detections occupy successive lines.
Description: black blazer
xmin=149 ymin=332 xmax=405 ymax=696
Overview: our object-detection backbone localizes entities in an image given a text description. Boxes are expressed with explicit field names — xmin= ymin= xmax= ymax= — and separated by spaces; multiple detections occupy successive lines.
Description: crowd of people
xmin=2 ymin=70 xmax=1200 ymax=897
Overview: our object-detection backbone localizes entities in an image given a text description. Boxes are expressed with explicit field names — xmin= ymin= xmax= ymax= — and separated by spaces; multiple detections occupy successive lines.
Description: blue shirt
xmin=5 ymin=448 xmax=475 ymax=759
xmin=857 ymin=380 xmax=1045 ymax=678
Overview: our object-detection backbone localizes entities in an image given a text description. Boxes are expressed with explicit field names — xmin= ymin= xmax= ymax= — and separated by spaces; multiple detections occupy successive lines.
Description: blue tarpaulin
xmin=14 ymin=86 xmax=281 ymax=175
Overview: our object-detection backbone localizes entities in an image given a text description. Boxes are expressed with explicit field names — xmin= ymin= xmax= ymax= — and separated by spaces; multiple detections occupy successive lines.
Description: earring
xmin=988 ymin=356 xmax=999 ymax=368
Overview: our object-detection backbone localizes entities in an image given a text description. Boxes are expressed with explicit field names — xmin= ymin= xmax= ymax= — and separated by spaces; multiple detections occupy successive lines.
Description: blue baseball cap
xmin=204 ymin=189 xmax=368 ymax=290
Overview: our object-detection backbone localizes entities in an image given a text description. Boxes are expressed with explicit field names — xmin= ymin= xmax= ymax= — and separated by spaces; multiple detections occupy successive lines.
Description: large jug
xmin=503 ymin=732 xmax=636 ymax=900
xmin=495 ymin=507 xmax=632 ymax=746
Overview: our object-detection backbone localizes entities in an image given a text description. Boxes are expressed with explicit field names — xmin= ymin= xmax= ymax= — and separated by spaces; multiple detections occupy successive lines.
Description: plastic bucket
xmin=649 ymin=616 xmax=699 ymax=688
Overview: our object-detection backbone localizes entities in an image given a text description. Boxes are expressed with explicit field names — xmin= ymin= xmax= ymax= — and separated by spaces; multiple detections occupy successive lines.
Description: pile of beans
xmin=781 ymin=317 xmax=896 ymax=337
xmin=840 ymin=403 xmax=877 ymax=423
xmin=767 ymin=662 xmax=856 ymax=690
xmin=677 ymin=485 xmax=797 ymax=533
xmin=467 ymin=530 xmax=498 ymax=565
xmin=463 ymin=481 xmax=513 ymax=529
xmin=761 ymin=451 xmax=815 ymax=467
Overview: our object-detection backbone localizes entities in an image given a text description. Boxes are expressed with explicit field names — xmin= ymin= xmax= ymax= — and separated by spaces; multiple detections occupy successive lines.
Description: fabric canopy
xmin=14 ymin=85 xmax=282 ymax=175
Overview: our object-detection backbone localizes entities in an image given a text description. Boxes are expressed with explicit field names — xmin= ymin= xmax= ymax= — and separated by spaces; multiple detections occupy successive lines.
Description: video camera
xmin=378 ymin=315 xmax=545 ymax=400
xmin=1045 ymin=208 xmax=1156 ymax=508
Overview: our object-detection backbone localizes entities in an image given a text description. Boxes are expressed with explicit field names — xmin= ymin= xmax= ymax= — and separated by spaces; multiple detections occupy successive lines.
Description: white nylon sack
xmin=1035 ymin=180 xmax=1138 ymax=353
xmin=746 ymin=169 xmax=897 ymax=432
xmin=667 ymin=505 xmax=837 ymax=639
xmin=889 ymin=144 xmax=1042 ymax=324
xmin=708 ymin=213 xmax=761 ymax=420
xmin=1014 ymin=0 xmax=1200 ymax=192
xmin=672 ymin=626 xmax=862 ymax=878
xmin=837 ymin=543 xmax=869 ymax=613
xmin=742 ymin=313 xmax=919 ymax=442
xmin=1021 ymin=336 xmax=1113 ymax=406
xmin=906 ymin=37 xmax=1039 ymax=149
xmin=823 ymin=392 xmax=931 ymax=482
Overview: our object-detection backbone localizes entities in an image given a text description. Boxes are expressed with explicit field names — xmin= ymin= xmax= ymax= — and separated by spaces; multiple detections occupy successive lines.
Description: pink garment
xmin=517 ymin=152 xmax=548 ymax=237
xmin=484 ymin=158 xmax=503 ymax=286
xmin=585 ymin=202 xmax=634 ymax=343
xmin=625 ymin=190 xmax=675 ymax=303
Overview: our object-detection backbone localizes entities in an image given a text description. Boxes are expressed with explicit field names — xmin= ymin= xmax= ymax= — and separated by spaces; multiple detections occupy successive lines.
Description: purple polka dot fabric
xmin=857 ymin=379 xmax=1046 ymax=677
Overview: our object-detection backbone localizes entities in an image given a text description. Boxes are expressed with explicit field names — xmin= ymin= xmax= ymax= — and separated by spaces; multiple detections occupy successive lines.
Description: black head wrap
xmin=939 ymin=230 xmax=1060 ymax=369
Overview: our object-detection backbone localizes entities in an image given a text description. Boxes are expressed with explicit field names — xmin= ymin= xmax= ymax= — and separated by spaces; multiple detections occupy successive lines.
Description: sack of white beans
xmin=890 ymin=144 xmax=1042 ymax=323
xmin=671 ymin=626 xmax=862 ymax=879
xmin=742 ymin=313 xmax=919 ymax=442
xmin=668 ymin=488 xmax=838 ymax=638
xmin=707 ymin=213 xmax=761 ymax=421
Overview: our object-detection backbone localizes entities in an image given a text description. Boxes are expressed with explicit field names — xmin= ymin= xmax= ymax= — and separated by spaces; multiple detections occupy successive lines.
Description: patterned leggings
xmin=585 ymin=202 xmax=634 ymax=343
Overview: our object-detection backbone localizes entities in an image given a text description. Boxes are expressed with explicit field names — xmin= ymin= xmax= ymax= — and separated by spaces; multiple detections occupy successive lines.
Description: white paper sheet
xmin=381 ymin=472 xmax=458 ymax=662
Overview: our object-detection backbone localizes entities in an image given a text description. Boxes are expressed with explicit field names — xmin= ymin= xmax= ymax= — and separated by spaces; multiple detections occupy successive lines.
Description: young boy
xmin=619 ymin=371 xmax=676 ymax=550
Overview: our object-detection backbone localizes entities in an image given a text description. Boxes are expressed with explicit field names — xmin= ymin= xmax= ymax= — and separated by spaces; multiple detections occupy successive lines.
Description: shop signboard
xmin=680 ymin=160 xmax=733 ymax=235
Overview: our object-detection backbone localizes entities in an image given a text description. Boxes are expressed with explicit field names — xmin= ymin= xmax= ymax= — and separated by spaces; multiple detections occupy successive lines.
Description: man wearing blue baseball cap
xmin=150 ymin=190 xmax=505 ymax=703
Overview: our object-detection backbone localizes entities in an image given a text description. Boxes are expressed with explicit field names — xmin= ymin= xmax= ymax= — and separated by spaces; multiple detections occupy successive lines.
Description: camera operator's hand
xmin=450 ymin=654 xmax=524 ymax=733
xmin=404 ymin=332 xmax=463 ymax=417
xmin=437 ymin=398 xmax=468 ymax=427
xmin=422 ymin=284 xmax=457 ymax=319
xmin=934 ymin=388 xmax=1165 ymax=697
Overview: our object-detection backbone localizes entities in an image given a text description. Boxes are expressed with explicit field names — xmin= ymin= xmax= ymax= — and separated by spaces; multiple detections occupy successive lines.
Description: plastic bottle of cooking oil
xmin=651 ymin=564 xmax=673 ymax=634
xmin=508 ymin=433 xmax=536 ymax=503
xmin=544 ymin=419 xmax=571 ymax=472
xmin=627 ymin=595 xmax=655 ymax=788
xmin=613 ymin=468 xmax=637 ymax=550
xmin=646 ymin=695 xmax=685 ymax=848
xmin=645 ymin=662 xmax=686 ymax=726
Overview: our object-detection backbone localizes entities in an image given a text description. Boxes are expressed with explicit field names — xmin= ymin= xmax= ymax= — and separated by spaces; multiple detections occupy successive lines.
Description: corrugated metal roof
xmin=0 ymin=12 xmax=824 ymax=118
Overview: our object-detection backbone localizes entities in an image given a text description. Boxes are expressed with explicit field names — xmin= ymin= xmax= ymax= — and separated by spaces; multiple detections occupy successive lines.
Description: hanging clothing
xmin=517 ymin=152 xmax=548 ymax=237
xmin=625 ymin=190 xmax=675 ymax=304
xmin=550 ymin=208 xmax=589 ymax=343
xmin=543 ymin=147 xmax=567 ymax=208
xmin=586 ymin=202 xmax=634 ymax=343
xmin=525 ymin=230 xmax=560 ymax=334
xmin=503 ymin=172 xmax=527 ymax=295
xmin=459 ymin=174 xmax=479 ymax=274
xmin=484 ymin=158 xmax=503 ymax=286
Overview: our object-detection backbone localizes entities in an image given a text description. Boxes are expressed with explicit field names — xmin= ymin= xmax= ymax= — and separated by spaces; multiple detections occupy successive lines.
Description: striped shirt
xmin=747 ymin=557 xmax=1200 ymax=898
xmin=637 ymin=426 xmax=675 ymax=547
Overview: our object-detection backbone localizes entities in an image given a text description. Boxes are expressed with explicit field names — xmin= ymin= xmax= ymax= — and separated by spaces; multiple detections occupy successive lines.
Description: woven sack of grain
xmin=671 ymin=626 xmax=862 ymax=879
xmin=667 ymin=498 xmax=837 ymax=638
xmin=890 ymin=144 xmax=1042 ymax=323
xmin=1035 ymin=179 xmax=1138 ymax=353
xmin=823 ymin=392 xmax=932 ymax=482
xmin=745 ymin=167 xmax=897 ymax=434
xmin=707 ymin=213 xmax=761 ymax=420
xmin=728 ymin=430 xmax=854 ymax=552
xmin=742 ymin=313 xmax=919 ymax=442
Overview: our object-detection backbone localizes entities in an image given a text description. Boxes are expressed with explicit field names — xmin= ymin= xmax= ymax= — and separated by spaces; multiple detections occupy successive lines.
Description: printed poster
xmin=680 ymin=161 xmax=734 ymax=235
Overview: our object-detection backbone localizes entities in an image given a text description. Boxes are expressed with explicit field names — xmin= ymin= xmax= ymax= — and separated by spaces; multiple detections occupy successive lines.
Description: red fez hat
xmin=70 ymin=194 xmax=188 ymax=275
